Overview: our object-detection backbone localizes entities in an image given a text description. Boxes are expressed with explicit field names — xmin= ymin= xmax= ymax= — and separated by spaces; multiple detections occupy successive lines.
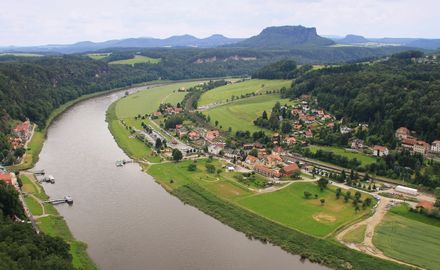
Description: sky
xmin=0 ymin=0 xmax=439 ymax=46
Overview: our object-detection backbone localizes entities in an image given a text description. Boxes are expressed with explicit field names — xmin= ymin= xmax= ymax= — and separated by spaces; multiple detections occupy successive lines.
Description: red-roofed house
xmin=284 ymin=135 xmax=296 ymax=145
xmin=175 ymin=124 xmax=183 ymax=130
xmin=12 ymin=120 xmax=31 ymax=141
xmin=205 ymin=130 xmax=220 ymax=141
xmin=413 ymin=141 xmax=430 ymax=155
xmin=254 ymin=164 xmax=281 ymax=178
xmin=305 ymin=129 xmax=313 ymax=138
xmin=373 ymin=145 xmax=389 ymax=157
xmin=245 ymin=155 xmax=258 ymax=166
xmin=396 ymin=127 xmax=410 ymax=140
xmin=0 ymin=172 xmax=13 ymax=185
xmin=281 ymin=163 xmax=299 ymax=176
xmin=416 ymin=201 xmax=434 ymax=210
xmin=188 ymin=131 xmax=200 ymax=141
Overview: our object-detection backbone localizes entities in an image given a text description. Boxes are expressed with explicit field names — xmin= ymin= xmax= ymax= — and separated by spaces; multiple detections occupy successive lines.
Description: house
xmin=176 ymin=127 xmax=188 ymax=139
xmin=272 ymin=133 xmax=281 ymax=144
xmin=281 ymin=163 xmax=300 ymax=176
xmin=273 ymin=146 xmax=284 ymax=154
xmin=402 ymin=137 xmax=417 ymax=151
xmin=153 ymin=111 xmax=162 ymax=117
xmin=208 ymin=144 xmax=224 ymax=155
xmin=12 ymin=120 xmax=31 ymax=141
xmin=227 ymin=165 xmax=235 ymax=172
xmin=416 ymin=201 xmax=434 ymax=210
xmin=431 ymin=140 xmax=440 ymax=153
xmin=373 ymin=145 xmax=389 ymax=157
xmin=265 ymin=153 xmax=283 ymax=167
xmin=254 ymin=164 xmax=281 ymax=178
xmin=10 ymin=137 xmax=23 ymax=149
xmin=245 ymin=155 xmax=258 ymax=166
xmin=413 ymin=141 xmax=430 ymax=155
xmin=284 ymin=135 xmax=296 ymax=145
xmin=243 ymin=144 xmax=254 ymax=150
xmin=0 ymin=172 xmax=13 ymax=185
xmin=395 ymin=127 xmax=410 ymax=140
xmin=326 ymin=122 xmax=334 ymax=129
xmin=188 ymin=131 xmax=200 ymax=141
xmin=175 ymin=124 xmax=183 ymax=130
xmin=305 ymin=129 xmax=313 ymax=138
xmin=205 ymin=130 xmax=220 ymax=141
xmin=351 ymin=139 xmax=364 ymax=150
xmin=340 ymin=126 xmax=352 ymax=134
xmin=178 ymin=87 xmax=187 ymax=92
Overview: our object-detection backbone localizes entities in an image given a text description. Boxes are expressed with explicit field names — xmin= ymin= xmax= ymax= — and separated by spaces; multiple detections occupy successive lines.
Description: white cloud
xmin=0 ymin=0 xmax=438 ymax=46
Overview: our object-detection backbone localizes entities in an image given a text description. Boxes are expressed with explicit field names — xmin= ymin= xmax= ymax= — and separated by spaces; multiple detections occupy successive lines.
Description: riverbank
xmin=8 ymin=80 xmax=169 ymax=270
xmin=107 ymin=84 xmax=413 ymax=270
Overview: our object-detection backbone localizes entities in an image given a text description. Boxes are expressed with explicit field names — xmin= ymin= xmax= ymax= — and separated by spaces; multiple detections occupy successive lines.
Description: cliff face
xmin=233 ymin=25 xmax=335 ymax=49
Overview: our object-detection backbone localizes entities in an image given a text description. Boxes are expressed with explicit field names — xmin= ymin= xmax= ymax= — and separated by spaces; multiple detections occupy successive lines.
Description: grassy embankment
xmin=342 ymin=225 xmax=367 ymax=244
xmin=108 ymin=80 xmax=411 ymax=270
xmin=308 ymin=145 xmax=378 ymax=166
xmin=21 ymin=174 xmax=97 ymax=270
xmin=109 ymin=55 xmax=161 ymax=65
xmin=373 ymin=204 xmax=440 ymax=270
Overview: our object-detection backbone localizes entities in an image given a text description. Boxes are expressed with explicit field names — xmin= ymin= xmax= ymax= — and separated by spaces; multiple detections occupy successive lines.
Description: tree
xmin=249 ymin=149 xmax=258 ymax=157
xmin=304 ymin=191 xmax=312 ymax=199
xmin=336 ymin=188 xmax=342 ymax=199
xmin=281 ymin=122 xmax=292 ymax=134
xmin=320 ymin=198 xmax=325 ymax=206
xmin=262 ymin=110 xmax=268 ymax=120
xmin=318 ymin=178 xmax=329 ymax=191
xmin=206 ymin=163 xmax=216 ymax=173
xmin=215 ymin=120 xmax=219 ymax=127
xmin=216 ymin=169 xmax=222 ymax=175
xmin=354 ymin=191 xmax=362 ymax=202
xmin=172 ymin=149 xmax=183 ymax=162
xmin=187 ymin=163 xmax=197 ymax=171
xmin=155 ymin=138 xmax=162 ymax=149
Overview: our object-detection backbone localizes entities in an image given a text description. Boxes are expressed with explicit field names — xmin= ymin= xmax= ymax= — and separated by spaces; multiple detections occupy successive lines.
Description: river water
xmin=35 ymin=87 xmax=326 ymax=270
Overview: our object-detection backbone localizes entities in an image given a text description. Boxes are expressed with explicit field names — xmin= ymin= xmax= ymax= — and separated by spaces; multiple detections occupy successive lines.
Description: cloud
xmin=0 ymin=0 xmax=438 ymax=46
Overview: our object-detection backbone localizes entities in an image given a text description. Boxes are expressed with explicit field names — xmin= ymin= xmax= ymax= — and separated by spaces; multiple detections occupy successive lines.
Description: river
xmin=35 ymin=86 xmax=326 ymax=270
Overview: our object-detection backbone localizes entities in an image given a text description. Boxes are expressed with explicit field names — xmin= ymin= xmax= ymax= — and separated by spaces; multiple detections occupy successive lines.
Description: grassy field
xmin=109 ymin=55 xmax=161 ymax=65
xmin=198 ymin=79 xmax=291 ymax=106
xmin=87 ymin=53 xmax=111 ymax=60
xmin=203 ymin=95 xmax=296 ymax=133
xmin=236 ymin=182 xmax=372 ymax=237
xmin=0 ymin=53 xmax=42 ymax=57
xmin=24 ymin=195 xmax=43 ymax=216
xmin=107 ymin=103 xmax=161 ymax=163
xmin=373 ymin=204 xmax=440 ymax=270
xmin=342 ymin=224 xmax=366 ymax=243
xmin=308 ymin=145 xmax=378 ymax=166
xmin=115 ymin=81 xmax=204 ymax=118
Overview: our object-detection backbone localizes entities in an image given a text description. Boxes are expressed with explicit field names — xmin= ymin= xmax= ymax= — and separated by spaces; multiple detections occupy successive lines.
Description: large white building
xmin=395 ymin=185 xmax=418 ymax=196
xmin=431 ymin=140 xmax=440 ymax=153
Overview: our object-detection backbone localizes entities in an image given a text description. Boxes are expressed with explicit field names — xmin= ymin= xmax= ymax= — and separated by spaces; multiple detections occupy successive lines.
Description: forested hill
xmin=0 ymin=56 xmax=156 ymax=127
xmin=284 ymin=51 xmax=440 ymax=144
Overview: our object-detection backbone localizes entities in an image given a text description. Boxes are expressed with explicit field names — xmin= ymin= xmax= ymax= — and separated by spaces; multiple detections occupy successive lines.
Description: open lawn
xmin=115 ymin=81 xmax=204 ymax=118
xmin=109 ymin=55 xmax=161 ymax=65
xmin=24 ymin=195 xmax=43 ymax=216
xmin=342 ymin=224 xmax=366 ymax=243
xmin=198 ymin=79 xmax=291 ymax=106
xmin=373 ymin=204 xmax=440 ymax=270
xmin=308 ymin=145 xmax=377 ymax=166
xmin=87 ymin=53 xmax=111 ymax=60
xmin=147 ymin=159 xmax=253 ymax=200
xmin=203 ymin=95 xmax=296 ymax=133
xmin=236 ymin=182 xmax=372 ymax=237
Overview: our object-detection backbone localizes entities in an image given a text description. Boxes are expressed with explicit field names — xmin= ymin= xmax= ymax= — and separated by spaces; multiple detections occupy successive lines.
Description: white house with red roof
xmin=373 ymin=145 xmax=389 ymax=157
xmin=431 ymin=140 xmax=440 ymax=153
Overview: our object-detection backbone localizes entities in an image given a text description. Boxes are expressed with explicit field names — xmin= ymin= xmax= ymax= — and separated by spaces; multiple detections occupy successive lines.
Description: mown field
xmin=115 ymin=81 xmax=204 ymax=118
xmin=342 ymin=224 xmax=366 ymax=243
xmin=308 ymin=145 xmax=377 ymax=166
xmin=109 ymin=55 xmax=161 ymax=65
xmin=198 ymin=79 xmax=291 ymax=106
xmin=236 ymin=182 xmax=372 ymax=237
xmin=203 ymin=95 xmax=296 ymax=133
xmin=373 ymin=204 xmax=440 ymax=270
xmin=87 ymin=53 xmax=111 ymax=60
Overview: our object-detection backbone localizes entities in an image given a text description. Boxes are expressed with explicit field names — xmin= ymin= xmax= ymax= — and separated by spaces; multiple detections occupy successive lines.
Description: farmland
xmin=115 ymin=81 xmax=204 ymax=118
xmin=87 ymin=53 xmax=111 ymax=60
xmin=236 ymin=182 xmax=372 ymax=237
xmin=198 ymin=79 xmax=291 ymax=106
xmin=203 ymin=94 xmax=296 ymax=133
xmin=308 ymin=145 xmax=377 ymax=166
xmin=373 ymin=204 xmax=440 ymax=270
xmin=109 ymin=55 xmax=161 ymax=65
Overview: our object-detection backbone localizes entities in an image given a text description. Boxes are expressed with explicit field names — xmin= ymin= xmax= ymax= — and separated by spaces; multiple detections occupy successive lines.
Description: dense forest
xmin=284 ymin=51 xmax=440 ymax=144
xmin=0 ymin=181 xmax=75 ymax=269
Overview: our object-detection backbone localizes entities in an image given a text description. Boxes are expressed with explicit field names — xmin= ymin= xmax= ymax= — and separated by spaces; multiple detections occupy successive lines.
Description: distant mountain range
xmin=333 ymin=35 xmax=440 ymax=49
xmin=1 ymin=25 xmax=439 ymax=54
xmin=0 ymin=34 xmax=244 ymax=54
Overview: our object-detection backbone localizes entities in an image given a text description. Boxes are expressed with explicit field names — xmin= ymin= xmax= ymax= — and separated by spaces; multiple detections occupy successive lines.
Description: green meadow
xmin=308 ymin=145 xmax=378 ymax=165
xmin=236 ymin=182 xmax=372 ymax=237
xmin=198 ymin=79 xmax=291 ymax=106
xmin=115 ymin=81 xmax=204 ymax=118
xmin=203 ymin=94 xmax=296 ymax=133
xmin=87 ymin=53 xmax=111 ymax=60
xmin=109 ymin=55 xmax=161 ymax=65
xmin=373 ymin=204 xmax=440 ymax=270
